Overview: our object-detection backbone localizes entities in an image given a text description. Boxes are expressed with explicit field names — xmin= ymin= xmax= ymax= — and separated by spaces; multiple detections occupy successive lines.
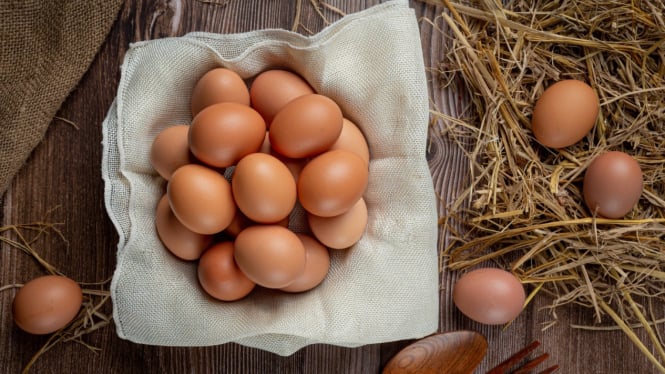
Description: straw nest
xmin=428 ymin=0 xmax=665 ymax=369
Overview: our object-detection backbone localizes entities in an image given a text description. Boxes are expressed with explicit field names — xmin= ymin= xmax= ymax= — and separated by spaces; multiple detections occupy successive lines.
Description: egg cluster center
xmin=150 ymin=68 xmax=370 ymax=301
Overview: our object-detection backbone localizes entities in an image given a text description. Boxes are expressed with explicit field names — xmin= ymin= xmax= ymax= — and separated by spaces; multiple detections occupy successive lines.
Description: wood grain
xmin=383 ymin=331 xmax=487 ymax=374
xmin=0 ymin=0 xmax=660 ymax=373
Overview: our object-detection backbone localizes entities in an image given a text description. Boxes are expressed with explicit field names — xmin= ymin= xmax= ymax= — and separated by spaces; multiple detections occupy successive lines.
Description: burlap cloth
xmin=0 ymin=1 xmax=123 ymax=195
xmin=104 ymin=0 xmax=439 ymax=355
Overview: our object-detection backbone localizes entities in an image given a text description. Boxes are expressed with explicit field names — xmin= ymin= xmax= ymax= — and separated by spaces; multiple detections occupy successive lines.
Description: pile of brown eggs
xmin=150 ymin=68 xmax=370 ymax=301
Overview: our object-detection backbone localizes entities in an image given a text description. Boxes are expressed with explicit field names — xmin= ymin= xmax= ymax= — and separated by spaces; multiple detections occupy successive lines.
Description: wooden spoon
xmin=382 ymin=331 xmax=488 ymax=374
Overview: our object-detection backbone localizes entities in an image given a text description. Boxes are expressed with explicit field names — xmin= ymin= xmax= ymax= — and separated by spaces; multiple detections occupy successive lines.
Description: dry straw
xmin=426 ymin=0 xmax=665 ymax=371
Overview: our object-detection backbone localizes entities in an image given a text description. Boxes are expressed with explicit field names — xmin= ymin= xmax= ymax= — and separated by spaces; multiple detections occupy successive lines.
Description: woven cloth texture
xmin=103 ymin=0 xmax=439 ymax=355
xmin=0 ymin=1 xmax=122 ymax=195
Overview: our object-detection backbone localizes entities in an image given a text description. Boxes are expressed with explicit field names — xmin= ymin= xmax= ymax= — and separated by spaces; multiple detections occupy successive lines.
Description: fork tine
xmin=486 ymin=341 xmax=541 ymax=374
xmin=512 ymin=352 xmax=550 ymax=374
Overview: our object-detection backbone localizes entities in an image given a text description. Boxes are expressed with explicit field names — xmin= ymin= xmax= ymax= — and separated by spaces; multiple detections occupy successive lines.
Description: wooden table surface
xmin=0 ymin=1 xmax=659 ymax=373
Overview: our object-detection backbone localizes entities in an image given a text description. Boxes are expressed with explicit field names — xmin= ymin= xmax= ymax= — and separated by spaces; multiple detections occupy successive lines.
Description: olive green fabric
xmin=0 ymin=1 xmax=123 ymax=195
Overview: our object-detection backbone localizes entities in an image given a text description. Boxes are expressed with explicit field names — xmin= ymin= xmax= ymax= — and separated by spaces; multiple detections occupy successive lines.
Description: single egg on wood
xmin=531 ymin=79 xmax=599 ymax=148
xmin=583 ymin=151 xmax=643 ymax=218
xmin=13 ymin=275 xmax=83 ymax=335
xmin=452 ymin=268 xmax=525 ymax=325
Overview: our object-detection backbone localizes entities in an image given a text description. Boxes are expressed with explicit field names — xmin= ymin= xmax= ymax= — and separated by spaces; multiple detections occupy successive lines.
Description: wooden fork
xmin=486 ymin=340 xmax=559 ymax=374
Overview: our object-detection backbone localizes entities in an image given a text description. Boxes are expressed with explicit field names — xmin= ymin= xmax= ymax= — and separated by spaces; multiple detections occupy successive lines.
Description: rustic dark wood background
xmin=0 ymin=0 xmax=659 ymax=373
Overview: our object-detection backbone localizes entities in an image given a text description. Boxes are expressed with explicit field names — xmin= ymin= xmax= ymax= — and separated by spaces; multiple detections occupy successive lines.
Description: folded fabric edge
xmin=100 ymin=99 xmax=131 ymax=340
xmin=233 ymin=321 xmax=439 ymax=357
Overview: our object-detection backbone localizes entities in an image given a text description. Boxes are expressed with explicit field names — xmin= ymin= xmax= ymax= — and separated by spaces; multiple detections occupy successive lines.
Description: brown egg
xmin=224 ymin=210 xmax=289 ymax=237
xmin=583 ymin=151 xmax=643 ymax=218
xmin=232 ymin=153 xmax=297 ymax=224
xmin=13 ymin=275 xmax=83 ymax=335
xmin=278 ymin=156 xmax=306 ymax=183
xmin=234 ymin=225 xmax=306 ymax=289
xmin=167 ymin=164 xmax=236 ymax=235
xmin=298 ymin=150 xmax=369 ymax=217
xmin=269 ymin=94 xmax=343 ymax=159
xmin=280 ymin=234 xmax=330 ymax=293
xmin=308 ymin=197 xmax=368 ymax=249
xmin=260 ymin=132 xmax=306 ymax=182
xmin=531 ymin=79 xmax=599 ymax=148
xmin=198 ymin=241 xmax=256 ymax=301
xmin=452 ymin=268 xmax=525 ymax=325
xmin=249 ymin=69 xmax=314 ymax=126
xmin=150 ymin=125 xmax=192 ymax=180
xmin=155 ymin=194 xmax=212 ymax=260
xmin=189 ymin=102 xmax=266 ymax=168
xmin=224 ymin=209 xmax=254 ymax=238
xmin=191 ymin=68 xmax=250 ymax=117
xmin=329 ymin=118 xmax=370 ymax=164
